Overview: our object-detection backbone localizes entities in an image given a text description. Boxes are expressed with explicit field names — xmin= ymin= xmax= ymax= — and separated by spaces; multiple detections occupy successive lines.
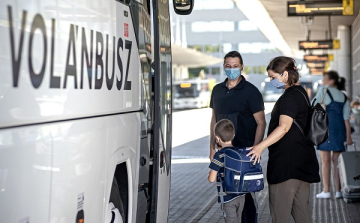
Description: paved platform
xmin=169 ymin=111 xmax=360 ymax=223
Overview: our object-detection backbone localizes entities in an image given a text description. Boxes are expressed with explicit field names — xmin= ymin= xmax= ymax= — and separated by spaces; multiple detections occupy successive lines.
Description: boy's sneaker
xmin=335 ymin=191 xmax=342 ymax=199
xmin=316 ymin=191 xmax=331 ymax=199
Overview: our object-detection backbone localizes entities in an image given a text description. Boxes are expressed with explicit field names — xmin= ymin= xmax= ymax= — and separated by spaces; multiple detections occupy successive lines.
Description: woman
xmin=247 ymin=56 xmax=320 ymax=223
xmin=315 ymin=71 xmax=353 ymax=199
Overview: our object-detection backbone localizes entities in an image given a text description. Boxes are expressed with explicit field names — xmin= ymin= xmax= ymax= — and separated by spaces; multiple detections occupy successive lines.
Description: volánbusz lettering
xmin=7 ymin=5 xmax=132 ymax=91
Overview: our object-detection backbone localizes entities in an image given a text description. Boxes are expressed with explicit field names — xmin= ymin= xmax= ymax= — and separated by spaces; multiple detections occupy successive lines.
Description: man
xmin=209 ymin=51 xmax=266 ymax=222
xmin=210 ymin=51 xmax=266 ymax=159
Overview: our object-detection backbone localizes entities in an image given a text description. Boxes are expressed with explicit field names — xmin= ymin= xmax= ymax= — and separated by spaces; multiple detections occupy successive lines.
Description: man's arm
xmin=209 ymin=109 xmax=216 ymax=160
xmin=252 ymin=110 xmax=266 ymax=146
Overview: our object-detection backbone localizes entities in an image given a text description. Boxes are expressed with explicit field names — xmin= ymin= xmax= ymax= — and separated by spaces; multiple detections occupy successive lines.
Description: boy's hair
xmin=214 ymin=119 xmax=235 ymax=142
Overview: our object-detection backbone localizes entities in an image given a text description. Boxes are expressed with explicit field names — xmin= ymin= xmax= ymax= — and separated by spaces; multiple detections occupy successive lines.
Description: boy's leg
xmin=269 ymin=179 xmax=299 ymax=223
xmin=291 ymin=180 xmax=312 ymax=223
xmin=223 ymin=198 xmax=242 ymax=223
xmin=236 ymin=195 xmax=246 ymax=222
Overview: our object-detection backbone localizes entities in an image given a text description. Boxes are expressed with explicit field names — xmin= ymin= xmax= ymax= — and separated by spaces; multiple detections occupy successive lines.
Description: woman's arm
xmin=345 ymin=119 xmax=353 ymax=145
xmin=246 ymin=114 xmax=294 ymax=163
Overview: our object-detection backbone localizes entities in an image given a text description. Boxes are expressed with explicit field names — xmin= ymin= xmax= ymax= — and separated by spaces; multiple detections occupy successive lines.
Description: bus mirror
xmin=173 ymin=0 xmax=194 ymax=15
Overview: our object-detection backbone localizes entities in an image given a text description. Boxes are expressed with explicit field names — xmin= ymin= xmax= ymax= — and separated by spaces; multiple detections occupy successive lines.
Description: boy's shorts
xmin=223 ymin=195 xmax=246 ymax=223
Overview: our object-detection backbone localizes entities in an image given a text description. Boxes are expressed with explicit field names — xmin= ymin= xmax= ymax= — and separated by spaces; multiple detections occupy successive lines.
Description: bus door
xmin=149 ymin=0 xmax=172 ymax=222
xmin=149 ymin=0 xmax=193 ymax=222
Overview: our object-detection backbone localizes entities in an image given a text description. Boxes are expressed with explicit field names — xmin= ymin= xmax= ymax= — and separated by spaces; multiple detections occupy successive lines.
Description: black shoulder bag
xmin=293 ymin=89 xmax=329 ymax=146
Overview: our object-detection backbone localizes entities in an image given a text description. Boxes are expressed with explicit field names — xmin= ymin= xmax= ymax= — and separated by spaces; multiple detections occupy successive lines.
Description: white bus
xmin=0 ymin=0 xmax=193 ymax=222
xmin=173 ymin=79 xmax=212 ymax=109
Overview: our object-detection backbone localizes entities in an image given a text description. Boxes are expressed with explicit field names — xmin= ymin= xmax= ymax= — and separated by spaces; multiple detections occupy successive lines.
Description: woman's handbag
xmin=293 ymin=89 xmax=329 ymax=146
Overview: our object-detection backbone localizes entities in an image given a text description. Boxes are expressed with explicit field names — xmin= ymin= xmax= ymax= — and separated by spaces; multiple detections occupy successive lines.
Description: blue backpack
xmin=220 ymin=147 xmax=264 ymax=194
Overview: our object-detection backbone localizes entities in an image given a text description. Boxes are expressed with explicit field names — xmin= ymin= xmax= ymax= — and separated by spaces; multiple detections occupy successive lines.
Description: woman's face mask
xmin=270 ymin=73 xmax=285 ymax=89
xmin=225 ymin=68 xmax=241 ymax=80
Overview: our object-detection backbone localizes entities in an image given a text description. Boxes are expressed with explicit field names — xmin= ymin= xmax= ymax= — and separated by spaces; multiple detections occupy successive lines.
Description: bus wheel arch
xmin=107 ymin=162 xmax=129 ymax=223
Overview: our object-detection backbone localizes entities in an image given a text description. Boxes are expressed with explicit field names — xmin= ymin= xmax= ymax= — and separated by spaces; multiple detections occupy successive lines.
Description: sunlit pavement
xmin=170 ymin=103 xmax=360 ymax=223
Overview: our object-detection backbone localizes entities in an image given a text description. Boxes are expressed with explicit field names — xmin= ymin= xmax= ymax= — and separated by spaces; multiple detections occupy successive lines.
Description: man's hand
xmin=209 ymin=149 xmax=216 ymax=161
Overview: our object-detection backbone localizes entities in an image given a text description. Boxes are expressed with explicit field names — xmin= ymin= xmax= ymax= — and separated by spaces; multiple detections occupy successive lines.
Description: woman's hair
xmin=337 ymin=77 xmax=346 ymax=91
xmin=324 ymin=70 xmax=345 ymax=90
xmin=266 ymin=56 xmax=299 ymax=86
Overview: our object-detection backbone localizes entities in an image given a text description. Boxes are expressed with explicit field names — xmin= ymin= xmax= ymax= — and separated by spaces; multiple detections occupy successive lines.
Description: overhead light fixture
xmin=233 ymin=0 xmax=296 ymax=57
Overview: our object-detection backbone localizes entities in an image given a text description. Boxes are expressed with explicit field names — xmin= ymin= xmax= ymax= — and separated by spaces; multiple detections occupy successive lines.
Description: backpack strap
xmin=312 ymin=98 xmax=317 ymax=107
xmin=293 ymin=120 xmax=305 ymax=138
xmin=292 ymin=89 xmax=309 ymax=138
xmin=326 ymin=90 xmax=334 ymax=102
xmin=343 ymin=93 xmax=347 ymax=103
xmin=293 ymin=88 xmax=311 ymax=107
xmin=218 ymin=178 xmax=226 ymax=217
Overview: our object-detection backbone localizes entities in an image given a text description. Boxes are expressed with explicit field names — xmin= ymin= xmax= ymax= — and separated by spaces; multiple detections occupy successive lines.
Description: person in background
xmin=247 ymin=56 xmax=320 ymax=223
xmin=337 ymin=76 xmax=349 ymax=100
xmin=351 ymin=100 xmax=360 ymax=124
xmin=209 ymin=51 xmax=266 ymax=222
xmin=315 ymin=71 xmax=353 ymax=199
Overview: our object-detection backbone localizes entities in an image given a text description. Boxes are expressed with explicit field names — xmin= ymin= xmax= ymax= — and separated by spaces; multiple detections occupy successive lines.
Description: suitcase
xmin=338 ymin=144 xmax=360 ymax=203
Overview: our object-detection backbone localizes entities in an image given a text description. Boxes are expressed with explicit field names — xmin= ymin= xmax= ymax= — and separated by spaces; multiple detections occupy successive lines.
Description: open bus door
xmin=149 ymin=1 xmax=194 ymax=222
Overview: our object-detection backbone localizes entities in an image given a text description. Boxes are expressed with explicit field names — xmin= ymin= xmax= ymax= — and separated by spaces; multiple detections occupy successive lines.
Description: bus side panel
xmin=0 ymin=112 xmax=141 ymax=223
xmin=0 ymin=126 xmax=52 ymax=223
xmin=0 ymin=0 xmax=141 ymax=128
xmin=50 ymin=112 xmax=141 ymax=223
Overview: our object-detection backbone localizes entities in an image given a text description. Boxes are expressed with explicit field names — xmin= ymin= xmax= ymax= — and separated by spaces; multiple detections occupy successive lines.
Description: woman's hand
xmin=246 ymin=145 xmax=265 ymax=164
xmin=346 ymin=137 xmax=353 ymax=145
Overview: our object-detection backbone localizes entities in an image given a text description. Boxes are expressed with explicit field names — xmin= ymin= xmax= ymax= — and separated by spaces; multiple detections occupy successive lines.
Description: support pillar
xmin=336 ymin=25 xmax=352 ymax=94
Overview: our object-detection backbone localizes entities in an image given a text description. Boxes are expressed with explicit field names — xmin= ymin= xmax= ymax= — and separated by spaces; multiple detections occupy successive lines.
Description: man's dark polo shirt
xmin=210 ymin=76 xmax=264 ymax=147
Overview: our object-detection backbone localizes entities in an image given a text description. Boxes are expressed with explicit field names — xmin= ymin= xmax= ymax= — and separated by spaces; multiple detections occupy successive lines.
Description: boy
xmin=208 ymin=119 xmax=246 ymax=223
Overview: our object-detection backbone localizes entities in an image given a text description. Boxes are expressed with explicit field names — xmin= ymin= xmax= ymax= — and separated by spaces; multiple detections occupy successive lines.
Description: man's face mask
xmin=225 ymin=68 xmax=241 ymax=80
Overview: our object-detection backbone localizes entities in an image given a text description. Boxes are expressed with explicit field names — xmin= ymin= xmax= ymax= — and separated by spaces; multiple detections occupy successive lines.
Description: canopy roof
xmin=171 ymin=44 xmax=223 ymax=68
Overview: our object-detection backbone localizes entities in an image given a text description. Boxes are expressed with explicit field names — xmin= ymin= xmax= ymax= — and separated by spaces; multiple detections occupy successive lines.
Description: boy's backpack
xmin=220 ymin=147 xmax=264 ymax=194
xmin=218 ymin=147 xmax=263 ymax=218
xmin=293 ymin=88 xmax=329 ymax=146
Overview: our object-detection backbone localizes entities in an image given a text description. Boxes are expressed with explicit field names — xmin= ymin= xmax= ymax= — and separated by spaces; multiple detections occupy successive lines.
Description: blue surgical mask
xmin=225 ymin=68 xmax=241 ymax=80
xmin=270 ymin=74 xmax=285 ymax=89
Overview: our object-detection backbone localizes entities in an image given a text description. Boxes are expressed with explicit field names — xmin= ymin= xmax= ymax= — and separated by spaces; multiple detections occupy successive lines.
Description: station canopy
xmin=171 ymin=44 xmax=223 ymax=68
xmin=233 ymin=0 xmax=360 ymax=58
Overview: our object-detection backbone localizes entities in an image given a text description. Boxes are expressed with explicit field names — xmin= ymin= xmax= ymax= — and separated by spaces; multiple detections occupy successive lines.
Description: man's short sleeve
xmin=280 ymin=92 xmax=299 ymax=119
xmin=248 ymin=87 xmax=265 ymax=114
xmin=210 ymin=89 xmax=214 ymax=109
xmin=209 ymin=152 xmax=224 ymax=172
